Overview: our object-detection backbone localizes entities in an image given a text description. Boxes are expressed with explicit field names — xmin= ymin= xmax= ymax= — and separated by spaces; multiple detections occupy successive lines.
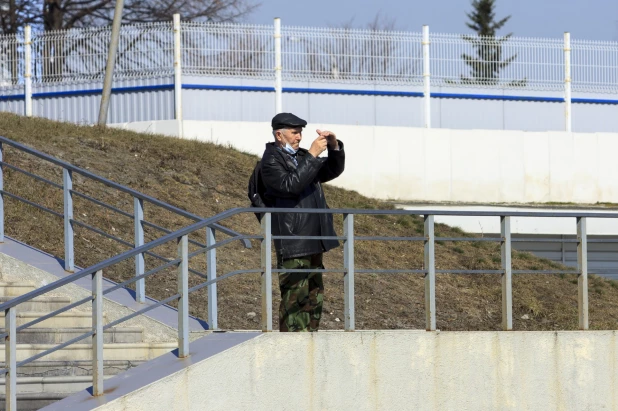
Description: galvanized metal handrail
xmin=0 ymin=205 xmax=608 ymax=409
xmin=0 ymin=135 xmax=251 ymax=246
xmin=0 ymin=135 xmax=250 ymax=305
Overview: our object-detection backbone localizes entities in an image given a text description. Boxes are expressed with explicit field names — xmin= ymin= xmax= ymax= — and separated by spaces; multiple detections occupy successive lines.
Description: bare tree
xmin=42 ymin=0 xmax=259 ymax=31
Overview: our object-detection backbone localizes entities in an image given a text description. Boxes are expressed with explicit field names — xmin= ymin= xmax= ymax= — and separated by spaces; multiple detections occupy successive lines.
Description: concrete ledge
xmin=43 ymin=330 xmax=618 ymax=411
xmin=41 ymin=332 xmax=261 ymax=411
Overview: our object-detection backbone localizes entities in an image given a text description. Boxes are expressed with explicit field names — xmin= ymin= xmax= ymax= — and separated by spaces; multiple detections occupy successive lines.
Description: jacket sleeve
xmin=318 ymin=140 xmax=345 ymax=184
xmin=261 ymin=151 xmax=323 ymax=197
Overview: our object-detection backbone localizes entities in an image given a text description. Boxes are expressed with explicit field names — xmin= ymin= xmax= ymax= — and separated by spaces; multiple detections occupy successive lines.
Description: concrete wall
xmin=91 ymin=331 xmax=618 ymax=411
xmin=112 ymin=119 xmax=618 ymax=204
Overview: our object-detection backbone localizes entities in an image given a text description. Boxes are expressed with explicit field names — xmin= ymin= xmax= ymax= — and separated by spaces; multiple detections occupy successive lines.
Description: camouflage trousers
xmin=278 ymin=253 xmax=324 ymax=332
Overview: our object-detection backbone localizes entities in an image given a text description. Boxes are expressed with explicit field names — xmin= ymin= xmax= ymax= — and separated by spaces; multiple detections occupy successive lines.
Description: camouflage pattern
xmin=278 ymin=253 xmax=324 ymax=332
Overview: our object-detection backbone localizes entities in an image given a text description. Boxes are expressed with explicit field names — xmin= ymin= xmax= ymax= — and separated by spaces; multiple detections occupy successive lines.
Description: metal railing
xmin=1 ymin=204 xmax=616 ymax=409
xmin=1 ymin=20 xmax=617 ymax=93
xmin=0 ymin=135 xmax=250 ymax=303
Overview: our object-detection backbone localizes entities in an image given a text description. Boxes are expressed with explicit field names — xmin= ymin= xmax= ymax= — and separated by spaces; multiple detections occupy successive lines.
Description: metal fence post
xmin=24 ymin=25 xmax=32 ymax=117
xmin=424 ymin=215 xmax=436 ymax=331
xmin=343 ymin=214 xmax=355 ymax=331
xmin=564 ymin=32 xmax=572 ymax=133
xmin=206 ymin=226 xmax=217 ymax=330
xmin=501 ymin=216 xmax=513 ymax=331
xmin=422 ymin=25 xmax=431 ymax=129
xmin=173 ymin=14 xmax=183 ymax=138
xmin=92 ymin=269 xmax=104 ymax=396
xmin=5 ymin=306 xmax=16 ymax=411
xmin=134 ymin=197 xmax=145 ymax=303
xmin=274 ymin=18 xmax=283 ymax=114
xmin=261 ymin=212 xmax=273 ymax=332
xmin=0 ymin=142 xmax=4 ymax=243
xmin=577 ymin=217 xmax=588 ymax=330
xmin=63 ymin=168 xmax=74 ymax=272
xmin=177 ymin=235 xmax=189 ymax=357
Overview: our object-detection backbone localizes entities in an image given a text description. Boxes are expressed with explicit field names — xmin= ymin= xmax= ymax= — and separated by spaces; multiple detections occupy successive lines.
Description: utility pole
xmin=97 ymin=0 xmax=125 ymax=126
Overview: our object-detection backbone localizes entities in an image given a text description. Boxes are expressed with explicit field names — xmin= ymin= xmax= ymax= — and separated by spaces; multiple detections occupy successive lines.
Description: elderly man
xmin=260 ymin=112 xmax=345 ymax=332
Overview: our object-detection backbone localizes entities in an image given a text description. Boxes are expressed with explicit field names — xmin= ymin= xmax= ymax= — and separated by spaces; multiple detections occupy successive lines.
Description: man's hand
xmin=308 ymin=135 xmax=328 ymax=158
xmin=317 ymin=129 xmax=338 ymax=150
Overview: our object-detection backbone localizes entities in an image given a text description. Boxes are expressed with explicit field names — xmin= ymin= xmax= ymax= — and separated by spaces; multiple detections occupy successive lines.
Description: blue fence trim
xmin=0 ymin=94 xmax=26 ymax=101
xmin=2 ymin=83 xmax=618 ymax=105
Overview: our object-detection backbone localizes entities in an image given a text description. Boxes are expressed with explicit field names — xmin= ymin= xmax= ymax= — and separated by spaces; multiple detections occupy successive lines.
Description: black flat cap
xmin=271 ymin=112 xmax=307 ymax=130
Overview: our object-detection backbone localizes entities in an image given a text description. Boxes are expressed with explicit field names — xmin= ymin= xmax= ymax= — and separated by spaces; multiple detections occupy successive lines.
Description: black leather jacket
xmin=260 ymin=141 xmax=345 ymax=259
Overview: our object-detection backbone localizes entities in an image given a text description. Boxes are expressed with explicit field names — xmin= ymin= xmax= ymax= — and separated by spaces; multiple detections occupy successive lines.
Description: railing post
xmin=92 ymin=269 xmax=104 ymax=396
xmin=0 ymin=142 xmax=4 ymax=243
xmin=564 ymin=32 xmax=572 ymax=133
xmin=24 ymin=25 xmax=32 ymax=117
xmin=261 ymin=212 xmax=273 ymax=332
xmin=577 ymin=217 xmax=588 ymax=330
xmin=422 ymin=25 xmax=431 ymax=129
xmin=177 ymin=235 xmax=189 ymax=357
xmin=206 ymin=226 xmax=217 ymax=330
xmin=501 ymin=216 xmax=513 ymax=331
xmin=424 ymin=215 xmax=436 ymax=331
xmin=173 ymin=14 xmax=183 ymax=138
xmin=63 ymin=168 xmax=74 ymax=272
xmin=274 ymin=18 xmax=283 ymax=114
xmin=134 ymin=197 xmax=145 ymax=303
xmin=5 ymin=306 xmax=16 ymax=411
xmin=343 ymin=214 xmax=355 ymax=331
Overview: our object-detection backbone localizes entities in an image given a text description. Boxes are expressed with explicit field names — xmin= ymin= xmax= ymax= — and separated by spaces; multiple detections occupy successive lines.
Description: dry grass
xmin=1 ymin=112 xmax=618 ymax=331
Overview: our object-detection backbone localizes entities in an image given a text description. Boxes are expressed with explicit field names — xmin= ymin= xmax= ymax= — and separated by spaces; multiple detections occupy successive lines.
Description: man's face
xmin=276 ymin=127 xmax=303 ymax=150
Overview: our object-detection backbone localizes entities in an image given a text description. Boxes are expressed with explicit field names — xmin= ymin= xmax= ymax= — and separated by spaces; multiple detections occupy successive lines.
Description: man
xmin=260 ymin=112 xmax=345 ymax=332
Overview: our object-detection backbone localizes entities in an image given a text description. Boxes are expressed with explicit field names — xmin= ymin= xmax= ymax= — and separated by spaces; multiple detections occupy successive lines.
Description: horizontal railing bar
xmin=1 ymin=190 xmax=63 ymax=218
xmin=584 ymin=238 xmax=618 ymax=243
xmin=271 ymin=268 xmax=347 ymax=273
xmin=188 ymin=269 xmax=263 ymax=294
xmin=436 ymin=237 xmax=501 ymax=242
xmin=103 ymin=294 xmax=181 ymax=330
xmin=103 ymin=258 xmax=182 ymax=295
xmin=0 ymin=136 xmax=250 ymax=249
xmin=248 ymin=207 xmax=618 ymax=219
xmin=144 ymin=250 xmax=207 ymax=280
xmin=5 ymin=206 xmax=615 ymax=312
xmin=142 ymin=220 xmax=206 ymax=248
xmin=0 ymin=161 xmax=63 ymax=189
xmin=436 ymin=270 xmax=505 ymax=274
xmin=71 ymin=219 xmax=134 ymax=248
xmin=0 ymin=136 xmax=206 ymax=222
xmin=187 ymin=235 xmax=263 ymax=259
xmin=271 ymin=235 xmax=345 ymax=240
xmin=211 ymin=223 xmax=253 ymax=248
xmin=17 ymin=330 xmax=95 ymax=368
xmin=511 ymin=238 xmax=580 ymax=243
xmin=356 ymin=269 xmax=427 ymax=274
xmin=513 ymin=270 xmax=580 ymax=274
xmin=142 ymin=220 xmax=253 ymax=250
xmin=355 ymin=236 xmax=426 ymax=241
xmin=71 ymin=190 xmax=134 ymax=219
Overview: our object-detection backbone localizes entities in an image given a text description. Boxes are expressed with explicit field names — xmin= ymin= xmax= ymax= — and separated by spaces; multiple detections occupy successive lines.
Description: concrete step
xmin=0 ymin=296 xmax=72 ymax=313
xmin=0 ymin=327 xmax=143 ymax=344
xmin=0 ymin=392 xmax=66 ymax=411
xmin=0 ymin=282 xmax=36 ymax=297
xmin=15 ymin=359 xmax=146 ymax=378
xmin=0 ymin=375 xmax=115 ymax=394
xmin=0 ymin=342 xmax=177 ymax=362
xmin=0 ymin=311 xmax=105 ymax=328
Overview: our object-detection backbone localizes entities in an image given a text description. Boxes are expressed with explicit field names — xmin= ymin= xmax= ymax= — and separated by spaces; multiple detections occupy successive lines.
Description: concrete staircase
xmin=0 ymin=280 xmax=177 ymax=410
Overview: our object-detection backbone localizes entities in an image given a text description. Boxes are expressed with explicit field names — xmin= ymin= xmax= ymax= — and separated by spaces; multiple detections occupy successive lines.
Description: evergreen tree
xmin=461 ymin=0 xmax=525 ymax=87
